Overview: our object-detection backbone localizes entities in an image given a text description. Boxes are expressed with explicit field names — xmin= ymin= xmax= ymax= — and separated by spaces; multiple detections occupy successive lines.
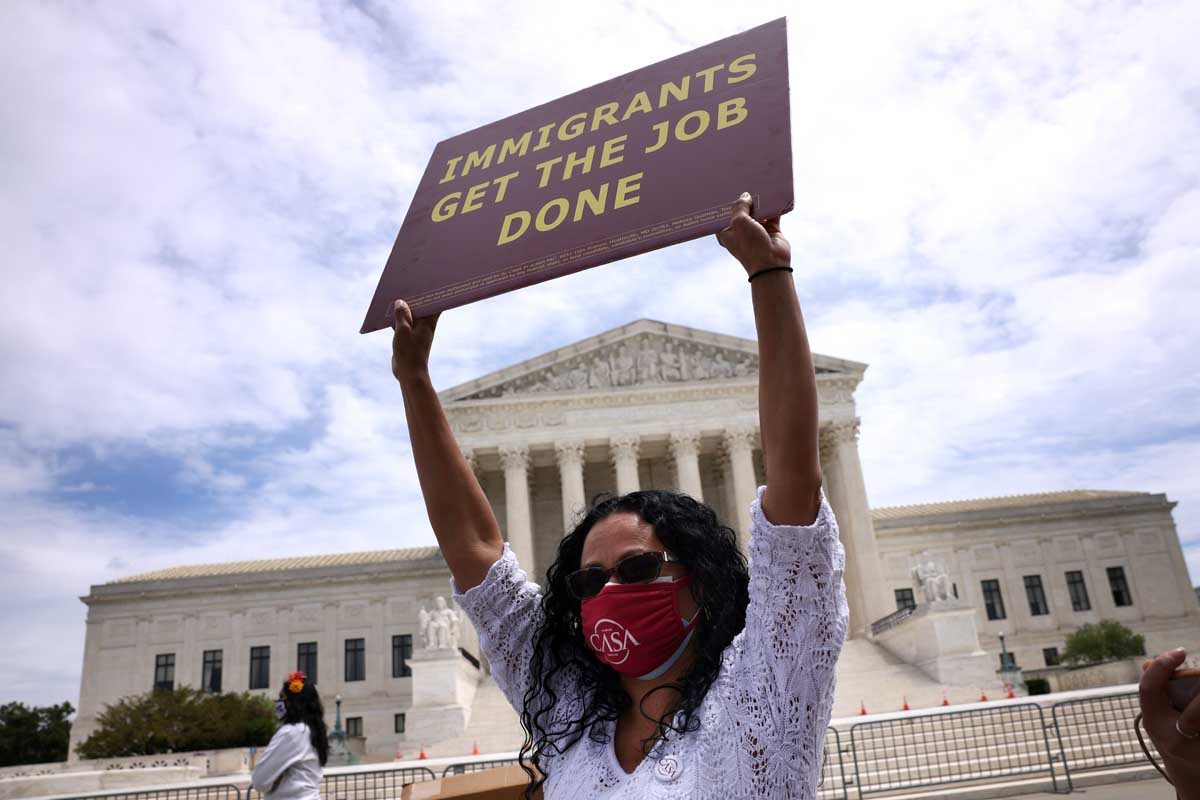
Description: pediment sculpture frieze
xmin=459 ymin=334 xmax=760 ymax=399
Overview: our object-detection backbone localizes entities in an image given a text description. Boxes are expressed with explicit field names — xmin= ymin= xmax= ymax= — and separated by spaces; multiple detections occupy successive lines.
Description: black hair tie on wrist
xmin=747 ymin=266 xmax=793 ymax=282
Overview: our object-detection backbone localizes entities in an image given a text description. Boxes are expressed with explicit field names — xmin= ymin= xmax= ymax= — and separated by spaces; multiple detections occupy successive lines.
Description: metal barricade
xmin=848 ymin=703 xmax=1062 ymax=799
xmin=441 ymin=757 xmax=520 ymax=777
xmin=817 ymin=727 xmax=851 ymax=800
xmin=320 ymin=767 xmax=438 ymax=799
xmin=1051 ymin=691 xmax=1153 ymax=790
xmin=60 ymin=785 xmax=244 ymax=800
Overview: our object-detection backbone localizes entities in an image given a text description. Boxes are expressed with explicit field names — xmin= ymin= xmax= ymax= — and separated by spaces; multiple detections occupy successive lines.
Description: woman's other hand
xmin=715 ymin=192 xmax=791 ymax=277
xmin=391 ymin=299 xmax=440 ymax=383
xmin=1139 ymin=648 xmax=1200 ymax=799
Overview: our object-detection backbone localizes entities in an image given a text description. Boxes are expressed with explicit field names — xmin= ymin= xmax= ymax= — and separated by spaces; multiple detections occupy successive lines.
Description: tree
xmin=76 ymin=688 xmax=275 ymax=759
xmin=1061 ymin=620 xmax=1146 ymax=665
xmin=0 ymin=701 xmax=75 ymax=767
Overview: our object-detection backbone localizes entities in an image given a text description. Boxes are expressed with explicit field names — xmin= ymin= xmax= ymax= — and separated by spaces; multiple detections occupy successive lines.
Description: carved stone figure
xmin=567 ymin=363 xmax=588 ymax=390
xmin=912 ymin=558 xmax=951 ymax=604
xmin=660 ymin=343 xmax=682 ymax=381
xmin=422 ymin=596 xmax=462 ymax=651
xmin=417 ymin=604 xmax=432 ymax=650
xmin=636 ymin=345 xmax=661 ymax=383
xmin=588 ymin=357 xmax=612 ymax=389
xmin=612 ymin=345 xmax=636 ymax=387
xmin=687 ymin=349 xmax=710 ymax=380
xmin=711 ymin=353 xmax=734 ymax=379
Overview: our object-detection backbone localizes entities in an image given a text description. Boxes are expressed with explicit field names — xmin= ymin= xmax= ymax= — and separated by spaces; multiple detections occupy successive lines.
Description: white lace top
xmin=453 ymin=487 xmax=849 ymax=799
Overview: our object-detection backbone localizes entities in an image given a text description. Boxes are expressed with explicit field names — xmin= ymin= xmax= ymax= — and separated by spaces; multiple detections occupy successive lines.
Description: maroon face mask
xmin=580 ymin=577 xmax=699 ymax=680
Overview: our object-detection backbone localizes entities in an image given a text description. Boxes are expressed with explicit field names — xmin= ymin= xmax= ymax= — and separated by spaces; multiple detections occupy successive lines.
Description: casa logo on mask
xmin=588 ymin=618 xmax=642 ymax=665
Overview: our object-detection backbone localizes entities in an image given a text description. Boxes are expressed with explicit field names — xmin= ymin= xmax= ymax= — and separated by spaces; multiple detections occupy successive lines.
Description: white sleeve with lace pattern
xmin=723 ymin=485 xmax=850 ymax=793
xmin=451 ymin=544 xmax=547 ymax=711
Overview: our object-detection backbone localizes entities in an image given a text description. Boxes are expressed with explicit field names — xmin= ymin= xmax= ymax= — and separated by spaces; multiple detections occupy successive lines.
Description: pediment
xmin=441 ymin=320 xmax=863 ymax=403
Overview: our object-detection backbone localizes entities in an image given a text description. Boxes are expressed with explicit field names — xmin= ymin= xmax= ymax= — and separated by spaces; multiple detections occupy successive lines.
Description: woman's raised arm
xmin=391 ymin=299 xmax=505 ymax=591
xmin=717 ymin=193 xmax=823 ymax=525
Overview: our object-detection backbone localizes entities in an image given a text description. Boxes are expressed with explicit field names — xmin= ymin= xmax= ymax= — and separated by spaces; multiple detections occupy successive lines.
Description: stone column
xmin=321 ymin=603 xmax=338 ymax=692
xmin=499 ymin=444 xmax=535 ymax=572
xmin=610 ymin=434 xmax=641 ymax=495
xmin=723 ymin=426 xmax=758 ymax=551
xmin=669 ymin=431 xmax=704 ymax=501
xmin=820 ymin=418 xmax=890 ymax=638
xmin=555 ymin=439 xmax=587 ymax=533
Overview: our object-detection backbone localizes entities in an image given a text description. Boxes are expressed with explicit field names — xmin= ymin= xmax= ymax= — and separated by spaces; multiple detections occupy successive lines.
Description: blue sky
xmin=2 ymin=0 xmax=1198 ymax=707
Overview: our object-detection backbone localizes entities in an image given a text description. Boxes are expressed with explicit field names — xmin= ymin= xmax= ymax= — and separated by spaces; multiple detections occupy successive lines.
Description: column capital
xmin=554 ymin=439 xmax=586 ymax=469
xmin=609 ymin=434 xmax=640 ymax=463
xmin=459 ymin=446 xmax=477 ymax=472
xmin=819 ymin=418 xmax=861 ymax=459
xmin=722 ymin=425 xmax=757 ymax=456
xmin=668 ymin=431 xmax=702 ymax=459
xmin=498 ymin=444 xmax=530 ymax=472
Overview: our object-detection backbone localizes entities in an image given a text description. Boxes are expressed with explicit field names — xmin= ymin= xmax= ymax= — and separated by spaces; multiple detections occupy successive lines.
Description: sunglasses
xmin=566 ymin=551 xmax=683 ymax=599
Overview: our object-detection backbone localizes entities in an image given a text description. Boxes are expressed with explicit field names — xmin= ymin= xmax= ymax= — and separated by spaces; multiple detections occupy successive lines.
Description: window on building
xmin=154 ymin=653 xmax=175 ymax=691
xmin=394 ymin=713 xmax=406 ymax=734
xmin=1107 ymin=566 xmax=1133 ymax=607
xmin=249 ymin=646 xmax=270 ymax=690
xmin=1024 ymin=575 xmax=1049 ymax=616
xmin=297 ymin=642 xmax=318 ymax=685
xmin=346 ymin=717 xmax=363 ymax=737
xmin=894 ymin=588 xmax=916 ymax=612
xmin=999 ymin=651 xmax=1017 ymax=670
xmin=981 ymin=579 xmax=1006 ymax=620
xmin=202 ymin=650 xmax=223 ymax=693
xmin=952 ymin=582 xmax=958 ymax=599
xmin=1065 ymin=571 xmax=1091 ymax=612
xmin=392 ymin=634 xmax=413 ymax=678
xmin=1043 ymin=647 xmax=1061 ymax=667
xmin=345 ymin=638 xmax=366 ymax=682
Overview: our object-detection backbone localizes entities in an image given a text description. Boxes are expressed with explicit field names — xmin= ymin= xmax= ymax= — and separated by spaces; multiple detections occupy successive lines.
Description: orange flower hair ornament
xmin=287 ymin=671 xmax=306 ymax=694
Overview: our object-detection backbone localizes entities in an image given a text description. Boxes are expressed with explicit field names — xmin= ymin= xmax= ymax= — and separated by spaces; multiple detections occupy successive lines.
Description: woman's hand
xmin=715 ymin=192 xmax=791 ymax=277
xmin=391 ymin=299 xmax=440 ymax=383
xmin=1139 ymin=648 xmax=1200 ymax=799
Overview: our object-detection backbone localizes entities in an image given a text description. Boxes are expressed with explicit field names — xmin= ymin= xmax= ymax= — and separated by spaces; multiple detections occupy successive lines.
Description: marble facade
xmin=72 ymin=319 xmax=1200 ymax=759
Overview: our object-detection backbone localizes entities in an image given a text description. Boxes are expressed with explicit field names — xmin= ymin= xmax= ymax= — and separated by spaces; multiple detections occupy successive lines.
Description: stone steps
xmin=833 ymin=639 xmax=1001 ymax=716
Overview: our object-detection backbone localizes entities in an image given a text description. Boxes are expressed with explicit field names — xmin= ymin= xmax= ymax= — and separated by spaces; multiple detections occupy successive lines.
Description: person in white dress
xmin=390 ymin=194 xmax=849 ymax=798
xmin=250 ymin=672 xmax=327 ymax=800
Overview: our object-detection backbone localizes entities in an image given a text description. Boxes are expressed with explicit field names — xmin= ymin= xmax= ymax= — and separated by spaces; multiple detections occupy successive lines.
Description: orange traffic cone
xmin=1006 ymin=687 xmax=1016 ymax=699
xmin=472 ymin=741 xmax=480 ymax=756
xmin=395 ymin=744 xmax=403 ymax=761
xmin=979 ymin=691 xmax=989 ymax=702
xmin=418 ymin=746 xmax=427 ymax=760
xmin=902 ymin=697 xmax=910 ymax=711
xmin=859 ymin=701 xmax=868 ymax=716
xmin=942 ymin=692 xmax=950 ymax=706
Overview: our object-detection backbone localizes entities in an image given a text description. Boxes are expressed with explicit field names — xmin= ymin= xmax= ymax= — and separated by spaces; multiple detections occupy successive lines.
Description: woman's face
xmin=579 ymin=512 xmax=698 ymax=620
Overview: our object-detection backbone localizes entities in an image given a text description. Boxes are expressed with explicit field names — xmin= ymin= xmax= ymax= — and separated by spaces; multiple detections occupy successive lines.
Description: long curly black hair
xmin=518 ymin=490 xmax=750 ymax=796
xmin=279 ymin=678 xmax=329 ymax=766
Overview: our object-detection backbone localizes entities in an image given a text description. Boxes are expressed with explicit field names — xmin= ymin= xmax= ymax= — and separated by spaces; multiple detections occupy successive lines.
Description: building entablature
xmin=83 ymin=552 xmax=449 ymax=607
xmin=873 ymin=491 xmax=1173 ymax=535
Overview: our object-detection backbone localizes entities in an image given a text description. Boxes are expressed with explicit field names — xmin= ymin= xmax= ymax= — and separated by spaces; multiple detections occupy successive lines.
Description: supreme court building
xmin=73 ymin=320 xmax=1200 ymax=759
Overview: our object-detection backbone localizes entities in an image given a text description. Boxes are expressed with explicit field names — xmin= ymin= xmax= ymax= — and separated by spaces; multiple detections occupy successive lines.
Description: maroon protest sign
xmin=361 ymin=18 xmax=791 ymax=334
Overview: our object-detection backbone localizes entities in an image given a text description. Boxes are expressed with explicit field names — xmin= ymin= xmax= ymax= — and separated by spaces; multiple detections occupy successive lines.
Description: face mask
xmin=581 ymin=576 xmax=700 ymax=680
xmin=275 ymin=700 xmax=288 ymax=721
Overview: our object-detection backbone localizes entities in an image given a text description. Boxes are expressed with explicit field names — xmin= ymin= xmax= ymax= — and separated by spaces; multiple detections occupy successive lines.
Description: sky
xmin=1 ymin=0 xmax=1198 ymax=707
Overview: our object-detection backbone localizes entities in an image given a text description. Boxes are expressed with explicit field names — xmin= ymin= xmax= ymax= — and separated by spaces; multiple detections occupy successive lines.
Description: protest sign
xmin=362 ymin=18 xmax=791 ymax=333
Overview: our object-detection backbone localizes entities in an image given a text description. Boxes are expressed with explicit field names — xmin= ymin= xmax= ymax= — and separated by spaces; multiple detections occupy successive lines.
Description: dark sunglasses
xmin=566 ymin=551 xmax=683 ymax=599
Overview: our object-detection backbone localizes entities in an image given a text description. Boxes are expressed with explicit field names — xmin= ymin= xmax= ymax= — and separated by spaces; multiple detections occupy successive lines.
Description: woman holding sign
xmin=391 ymin=193 xmax=848 ymax=798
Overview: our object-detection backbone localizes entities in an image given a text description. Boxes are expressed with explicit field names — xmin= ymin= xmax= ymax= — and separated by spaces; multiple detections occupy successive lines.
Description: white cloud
xmin=1 ymin=0 xmax=1198 ymax=707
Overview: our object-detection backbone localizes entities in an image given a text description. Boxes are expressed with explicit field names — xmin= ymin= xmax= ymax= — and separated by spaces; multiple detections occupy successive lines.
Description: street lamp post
xmin=333 ymin=694 xmax=344 ymax=739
